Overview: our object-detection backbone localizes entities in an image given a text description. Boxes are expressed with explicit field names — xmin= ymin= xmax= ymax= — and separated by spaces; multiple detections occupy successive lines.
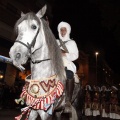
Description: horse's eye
xmin=31 ymin=24 xmax=37 ymax=29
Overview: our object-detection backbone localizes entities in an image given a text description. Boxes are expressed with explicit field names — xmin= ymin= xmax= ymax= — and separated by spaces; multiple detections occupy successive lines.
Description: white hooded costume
xmin=57 ymin=22 xmax=79 ymax=73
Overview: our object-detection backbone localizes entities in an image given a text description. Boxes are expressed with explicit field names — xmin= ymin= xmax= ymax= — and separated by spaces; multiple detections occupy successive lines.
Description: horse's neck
xmin=30 ymin=45 xmax=55 ymax=80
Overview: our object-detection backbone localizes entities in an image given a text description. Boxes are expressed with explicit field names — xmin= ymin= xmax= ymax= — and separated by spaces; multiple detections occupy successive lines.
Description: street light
xmin=0 ymin=75 xmax=3 ymax=79
xmin=95 ymin=52 xmax=99 ymax=85
xmin=0 ymin=71 xmax=3 ymax=81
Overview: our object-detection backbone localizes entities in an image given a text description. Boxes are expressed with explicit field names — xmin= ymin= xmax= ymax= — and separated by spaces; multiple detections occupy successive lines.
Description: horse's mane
xmin=41 ymin=19 xmax=65 ymax=84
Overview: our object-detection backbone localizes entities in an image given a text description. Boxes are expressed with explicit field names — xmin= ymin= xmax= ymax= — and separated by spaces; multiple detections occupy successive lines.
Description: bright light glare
xmin=95 ymin=52 xmax=99 ymax=56
xmin=0 ymin=75 xmax=3 ymax=79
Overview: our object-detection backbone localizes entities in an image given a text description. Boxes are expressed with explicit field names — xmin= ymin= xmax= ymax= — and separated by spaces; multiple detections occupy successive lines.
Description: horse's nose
xmin=15 ymin=53 xmax=21 ymax=60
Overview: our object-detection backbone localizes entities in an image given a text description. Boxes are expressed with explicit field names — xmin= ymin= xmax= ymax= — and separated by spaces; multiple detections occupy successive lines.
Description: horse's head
xmin=9 ymin=5 xmax=47 ymax=67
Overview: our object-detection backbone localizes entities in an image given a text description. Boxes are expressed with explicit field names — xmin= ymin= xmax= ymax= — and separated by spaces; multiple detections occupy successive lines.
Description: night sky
xmin=50 ymin=0 xmax=120 ymax=75
xmin=1 ymin=0 xmax=120 ymax=75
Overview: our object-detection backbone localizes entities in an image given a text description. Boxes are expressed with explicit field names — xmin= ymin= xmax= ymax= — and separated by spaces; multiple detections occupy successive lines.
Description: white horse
xmin=9 ymin=5 xmax=79 ymax=120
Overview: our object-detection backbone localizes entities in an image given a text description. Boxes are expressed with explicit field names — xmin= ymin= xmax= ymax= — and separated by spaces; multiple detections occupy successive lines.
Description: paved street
xmin=0 ymin=108 xmax=112 ymax=120
xmin=0 ymin=108 xmax=82 ymax=120
xmin=0 ymin=109 xmax=81 ymax=120
xmin=0 ymin=108 xmax=41 ymax=120
xmin=0 ymin=109 xmax=21 ymax=120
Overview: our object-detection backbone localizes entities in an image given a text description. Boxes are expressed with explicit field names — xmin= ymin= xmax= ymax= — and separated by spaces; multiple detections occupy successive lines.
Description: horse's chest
xmin=26 ymin=78 xmax=57 ymax=98
xmin=20 ymin=75 xmax=64 ymax=110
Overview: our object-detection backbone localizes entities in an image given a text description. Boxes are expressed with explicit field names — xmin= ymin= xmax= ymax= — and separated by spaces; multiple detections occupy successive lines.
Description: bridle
xmin=15 ymin=26 xmax=50 ymax=64
xmin=15 ymin=28 xmax=40 ymax=54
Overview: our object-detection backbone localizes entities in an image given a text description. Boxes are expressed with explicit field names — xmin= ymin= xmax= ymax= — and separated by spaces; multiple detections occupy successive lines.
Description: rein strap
xmin=31 ymin=59 xmax=50 ymax=64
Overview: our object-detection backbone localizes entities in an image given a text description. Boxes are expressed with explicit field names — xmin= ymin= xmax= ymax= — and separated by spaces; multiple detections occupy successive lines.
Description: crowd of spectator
xmin=81 ymin=84 xmax=120 ymax=120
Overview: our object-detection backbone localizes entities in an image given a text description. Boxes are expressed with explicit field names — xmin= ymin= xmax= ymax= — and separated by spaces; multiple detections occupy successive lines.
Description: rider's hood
xmin=57 ymin=21 xmax=71 ymax=41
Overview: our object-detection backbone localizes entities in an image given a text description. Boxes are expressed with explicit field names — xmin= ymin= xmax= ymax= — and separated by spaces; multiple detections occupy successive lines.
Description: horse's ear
xmin=36 ymin=4 xmax=47 ymax=18
xmin=21 ymin=12 xmax=25 ymax=17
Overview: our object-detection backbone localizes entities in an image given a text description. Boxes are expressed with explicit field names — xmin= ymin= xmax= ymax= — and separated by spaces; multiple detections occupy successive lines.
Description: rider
xmin=57 ymin=21 xmax=79 ymax=113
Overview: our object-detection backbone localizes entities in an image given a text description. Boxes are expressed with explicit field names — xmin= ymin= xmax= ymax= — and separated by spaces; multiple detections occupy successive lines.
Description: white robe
xmin=56 ymin=39 xmax=79 ymax=73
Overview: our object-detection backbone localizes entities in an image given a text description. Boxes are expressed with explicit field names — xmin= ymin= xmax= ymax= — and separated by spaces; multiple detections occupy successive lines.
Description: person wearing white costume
xmin=56 ymin=21 xmax=79 ymax=113
xmin=109 ymin=86 xmax=120 ymax=119
xmin=84 ymin=85 xmax=92 ymax=118
xmin=100 ymin=86 xmax=109 ymax=119
xmin=92 ymin=86 xmax=101 ymax=118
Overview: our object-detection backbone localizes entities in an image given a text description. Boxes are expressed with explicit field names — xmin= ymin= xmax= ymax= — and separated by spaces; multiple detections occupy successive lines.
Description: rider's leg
xmin=64 ymin=69 xmax=74 ymax=113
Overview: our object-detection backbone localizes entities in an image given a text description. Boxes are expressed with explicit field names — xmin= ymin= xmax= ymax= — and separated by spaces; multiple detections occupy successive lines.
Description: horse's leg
xmin=72 ymin=82 xmax=84 ymax=120
xmin=37 ymin=110 xmax=52 ymax=120
xmin=55 ymin=111 xmax=62 ymax=120
xmin=28 ymin=109 xmax=38 ymax=120
xmin=53 ymin=95 xmax=65 ymax=120
xmin=69 ymin=106 xmax=78 ymax=120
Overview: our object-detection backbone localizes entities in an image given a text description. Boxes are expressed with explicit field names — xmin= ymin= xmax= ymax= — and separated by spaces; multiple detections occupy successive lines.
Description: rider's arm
xmin=65 ymin=40 xmax=79 ymax=61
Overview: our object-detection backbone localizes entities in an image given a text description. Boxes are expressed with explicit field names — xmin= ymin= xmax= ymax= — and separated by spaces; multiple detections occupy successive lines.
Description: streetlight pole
xmin=95 ymin=52 xmax=99 ymax=85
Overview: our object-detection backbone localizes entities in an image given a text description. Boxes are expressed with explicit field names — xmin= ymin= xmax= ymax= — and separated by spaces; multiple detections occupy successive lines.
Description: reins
xmin=31 ymin=58 xmax=50 ymax=64
xmin=15 ymin=28 xmax=40 ymax=52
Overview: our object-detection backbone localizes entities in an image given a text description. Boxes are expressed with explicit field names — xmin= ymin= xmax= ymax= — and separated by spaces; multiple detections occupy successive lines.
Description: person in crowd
xmin=92 ymin=86 xmax=101 ymax=120
xmin=56 ymin=21 xmax=79 ymax=113
xmin=84 ymin=84 xmax=92 ymax=119
xmin=109 ymin=86 xmax=120 ymax=119
xmin=100 ymin=85 xmax=108 ymax=119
